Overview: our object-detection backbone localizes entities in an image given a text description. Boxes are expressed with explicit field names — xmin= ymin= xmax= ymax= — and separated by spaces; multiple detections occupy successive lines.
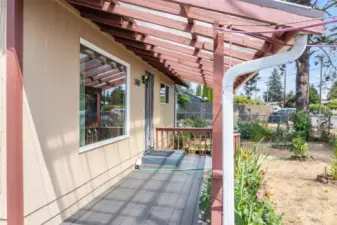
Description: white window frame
xmin=79 ymin=38 xmax=131 ymax=153
xmin=160 ymin=82 xmax=170 ymax=104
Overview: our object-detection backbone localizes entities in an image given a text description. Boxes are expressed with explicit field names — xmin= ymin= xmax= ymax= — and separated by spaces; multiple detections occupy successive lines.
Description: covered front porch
xmin=61 ymin=155 xmax=207 ymax=225
xmin=5 ymin=0 xmax=324 ymax=225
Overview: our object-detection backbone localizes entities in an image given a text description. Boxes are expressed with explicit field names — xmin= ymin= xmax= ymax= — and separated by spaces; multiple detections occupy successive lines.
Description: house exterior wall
xmin=0 ymin=0 xmax=6 ymax=224
xmin=20 ymin=0 xmax=175 ymax=224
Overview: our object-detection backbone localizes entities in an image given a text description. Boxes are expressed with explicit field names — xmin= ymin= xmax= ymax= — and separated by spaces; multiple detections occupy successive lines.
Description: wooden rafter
xmin=71 ymin=3 xmax=269 ymax=51
xmin=159 ymin=0 xmax=323 ymax=33
xmin=68 ymin=0 xmax=323 ymax=89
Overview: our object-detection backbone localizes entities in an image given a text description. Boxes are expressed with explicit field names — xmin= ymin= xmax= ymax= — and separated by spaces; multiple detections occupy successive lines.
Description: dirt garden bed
xmin=242 ymin=142 xmax=337 ymax=225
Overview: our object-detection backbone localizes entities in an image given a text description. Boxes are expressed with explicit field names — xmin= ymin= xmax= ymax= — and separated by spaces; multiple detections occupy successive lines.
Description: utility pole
xmin=283 ymin=69 xmax=287 ymax=107
xmin=319 ymin=58 xmax=323 ymax=115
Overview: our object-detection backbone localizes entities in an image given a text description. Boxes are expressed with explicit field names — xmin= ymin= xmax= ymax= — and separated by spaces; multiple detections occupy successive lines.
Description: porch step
xmin=141 ymin=149 xmax=185 ymax=168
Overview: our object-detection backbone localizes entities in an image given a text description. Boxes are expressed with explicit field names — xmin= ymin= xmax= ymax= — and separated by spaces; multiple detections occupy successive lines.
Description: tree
xmin=243 ymin=73 xmax=260 ymax=98
xmin=263 ymin=68 xmax=283 ymax=102
xmin=328 ymin=81 xmax=337 ymax=100
xmin=207 ymin=88 xmax=213 ymax=102
xmin=202 ymin=86 xmax=209 ymax=101
xmin=309 ymin=85 xmax=320 ymax=104
xmin=177 ymin=93 xmax=190 ymax=109
xmin=196 ymin=85 xmax=202 ymax=96
xmin=284 ymin=91 xmax=296 ymax=108
xmin=285 ymin=0 xmax=337 ymax=111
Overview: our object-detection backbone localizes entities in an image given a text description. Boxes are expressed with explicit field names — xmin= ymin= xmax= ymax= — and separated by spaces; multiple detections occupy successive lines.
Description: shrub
xmin=199 ymin=173 xmax=212 ymax=224
xmin=309 ymin=104 xmax=332 ymax=115
xmin=327 ymin=99 xmax=337 ymax=110
xmin=182 ymin=117 xmax=207 ymax=128
xmin=290 ymin=138 xmax=310 ymax=157
xmin=237 ymin=121 xmax=272 ymax=142
xmin=234 ymin=96 xmax=255 ymax=105
xmin=291 ymin=111 xmax=311 ymax=140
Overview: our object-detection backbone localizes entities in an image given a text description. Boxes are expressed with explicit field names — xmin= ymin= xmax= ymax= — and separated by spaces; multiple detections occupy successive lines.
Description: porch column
xmin=212 ymin=30 xmax=224 ymax=224
xmin=7 ymin=0 xmax=24 ymax=224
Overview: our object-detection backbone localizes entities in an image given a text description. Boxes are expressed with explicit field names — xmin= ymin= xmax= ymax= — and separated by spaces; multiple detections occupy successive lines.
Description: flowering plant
xmin=234 ymin=146 xmax=282 ymax=225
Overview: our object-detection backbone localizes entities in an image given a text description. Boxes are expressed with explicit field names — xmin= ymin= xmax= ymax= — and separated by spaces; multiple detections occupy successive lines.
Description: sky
xmin=191 ymin=0 xmax=337 ymax=101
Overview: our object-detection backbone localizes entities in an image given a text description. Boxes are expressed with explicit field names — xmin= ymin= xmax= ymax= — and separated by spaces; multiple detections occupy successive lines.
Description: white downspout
xmin=222 ymin=34 xmax=308 ymax=225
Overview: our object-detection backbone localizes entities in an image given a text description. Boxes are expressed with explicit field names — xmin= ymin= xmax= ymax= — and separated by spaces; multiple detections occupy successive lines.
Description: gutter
xmin=221 ymin=34 xmax=307 ymax=225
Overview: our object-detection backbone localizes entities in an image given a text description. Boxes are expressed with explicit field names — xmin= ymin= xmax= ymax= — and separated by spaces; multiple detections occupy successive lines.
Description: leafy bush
xmin=327 ymin=99 xmax=337 ymax=110
xmin=234 ymin=96 xmax=255 ymax=105
xmin=182 ymin=117 xmax=207 ymax=128
xmin=177 ymin=93 xmax=190 ymax=110
xmin=291 ymin=111 xmax=311 ymax=140
xmin=290 ymin=138 xmax=310 ymax=157
xmin=237 ymin=122 xmax=272 ymax=142
xmin=309 ymin=104 xmax=331 ymax=115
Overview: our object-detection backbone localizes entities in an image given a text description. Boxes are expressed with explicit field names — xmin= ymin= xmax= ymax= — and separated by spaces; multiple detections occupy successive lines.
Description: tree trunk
xmin=296 ymin=47 xmax=310 ymax=111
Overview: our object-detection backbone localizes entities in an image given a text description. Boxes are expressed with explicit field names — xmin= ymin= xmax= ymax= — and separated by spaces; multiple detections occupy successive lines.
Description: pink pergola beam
xmin=138 ymin=54 xmax=214 ymax=73
xmin=84 ymin=64 xmax=113 ymax=78
xmin=212 ymin=30 xmax=224 ymax=225
xmin=71 ymin=3 xmax=267 ymax=51
xmin=7 ymin=0 xmax=24 ymax=224
xmin=113 ymin=35 xmax=254 ymax=62
xmin=160 ymin=0 xmax=323 ymax=34
xmin=118 ymin=0 xmax=275 ymax=36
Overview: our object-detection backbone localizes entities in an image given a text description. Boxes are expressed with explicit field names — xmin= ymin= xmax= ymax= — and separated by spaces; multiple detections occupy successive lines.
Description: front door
xmin=144 ymin=73 xmax=154 ymax=152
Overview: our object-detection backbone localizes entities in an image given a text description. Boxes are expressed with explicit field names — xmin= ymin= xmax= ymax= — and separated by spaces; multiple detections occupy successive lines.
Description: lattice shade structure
xmin=68 ymin=0 xmax=324 ymax=89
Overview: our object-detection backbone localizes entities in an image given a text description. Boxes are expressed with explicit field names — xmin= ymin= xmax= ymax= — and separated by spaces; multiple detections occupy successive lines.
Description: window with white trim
xmin=79 ymin=39 xmax=129 ymax=150
xmin=160 ymin=83 xmax=169 ymax=104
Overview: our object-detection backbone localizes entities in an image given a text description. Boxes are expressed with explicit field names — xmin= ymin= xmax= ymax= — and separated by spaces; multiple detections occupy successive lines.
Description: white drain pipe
xmin=222 ymin=35 xmax=308 ymax=225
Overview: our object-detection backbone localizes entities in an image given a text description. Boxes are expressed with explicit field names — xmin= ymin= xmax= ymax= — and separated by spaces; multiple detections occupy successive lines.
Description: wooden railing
xmin=156 ymin=127 xmax=240 ymax=154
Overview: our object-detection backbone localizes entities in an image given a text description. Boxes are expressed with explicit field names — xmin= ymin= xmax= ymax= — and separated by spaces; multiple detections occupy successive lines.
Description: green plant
xmin=182 ymin=117 xmax=207 ymax=128
xmin=199 ymin=146 xmax=283 ymax=225
xmin=237 ymin=122 xmax=272 ymax=142
xmin=290 ymin=138 xmax=310 ymax=157
xmin=309 ymin=104 xmax=332 ymax=115
xmin=291 ymin=111 xmax=311 ymax=140
xmin=329 ymin=134 xmax=337 ymax=146
xmin=234 ymin=96 xmax=255 ymax=105
xmin=327 ymin=99 xmax=337 ymax=110
xmin=177 ymin=93 xmax=190 ymax=110
xmin=331 ymin=145 xmax=337 ymax=180
xmin=234 ymin=147 xmax=283 ymax=225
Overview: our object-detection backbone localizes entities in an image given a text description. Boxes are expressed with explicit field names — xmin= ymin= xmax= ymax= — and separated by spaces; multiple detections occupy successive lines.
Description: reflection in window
xmin=160 ymin=83 xmax=169 ymax=104
xmin=79 ymin=44 xmax=127 ymax=147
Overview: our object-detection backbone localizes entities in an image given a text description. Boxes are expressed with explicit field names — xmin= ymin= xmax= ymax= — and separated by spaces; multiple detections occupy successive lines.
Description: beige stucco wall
xmin=0 ymin=42 xmax=6 ymax=225
xmin=21 ymin=0 xmax=176 ymax=224
xmin=0 ymin=0 xmax=6 ymax=224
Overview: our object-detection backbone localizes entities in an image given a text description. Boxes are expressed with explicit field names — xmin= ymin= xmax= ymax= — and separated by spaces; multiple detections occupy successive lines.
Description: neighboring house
xmin=1 ymin=1 xmax=324 ymax=225
xmin=183 ymin=91 xmax=204 ymax=103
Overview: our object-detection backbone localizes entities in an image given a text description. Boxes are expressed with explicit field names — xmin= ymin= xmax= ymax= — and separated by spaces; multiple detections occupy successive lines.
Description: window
xmin=160 ymin=83 xmax=169 ymax=104
xmin=79 ymin=39 xmax=129 ymax=151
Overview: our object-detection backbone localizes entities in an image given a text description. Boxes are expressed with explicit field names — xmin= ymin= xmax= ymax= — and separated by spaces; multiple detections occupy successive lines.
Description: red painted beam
xmin=212 ymin=30 xmax=224 ymax=225
xmin=7 ymin=0 xmax=24 ymax=225
xmin=71 ymin=2 xmax=267 ymax=51
xmin=118 ymin=0 xmax=275 ymax=37
xmin=84 ymin=64 xmax=113 ymax=78
xmin=159 ymin=0 xmax=323 ymax=34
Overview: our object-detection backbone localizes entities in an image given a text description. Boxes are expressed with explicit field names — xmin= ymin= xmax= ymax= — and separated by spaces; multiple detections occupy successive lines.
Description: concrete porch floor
xmin=61 ymin=155 xmax=206 ymax=225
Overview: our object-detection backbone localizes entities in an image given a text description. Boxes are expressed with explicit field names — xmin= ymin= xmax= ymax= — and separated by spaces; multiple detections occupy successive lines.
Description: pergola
xmin=6 ymin=0 xmax=324 ymax=225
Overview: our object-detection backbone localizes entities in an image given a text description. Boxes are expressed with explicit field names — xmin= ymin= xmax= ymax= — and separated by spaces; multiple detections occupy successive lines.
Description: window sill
xmin=79 ymin=134 xmax=130 ymax=153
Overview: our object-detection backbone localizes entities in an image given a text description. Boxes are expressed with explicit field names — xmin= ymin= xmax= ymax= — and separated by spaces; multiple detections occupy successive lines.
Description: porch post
xmin=212 ymin=30 xmax=224 ymax=224
xmin=7 ymin=0 xmax=24 ymax=224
